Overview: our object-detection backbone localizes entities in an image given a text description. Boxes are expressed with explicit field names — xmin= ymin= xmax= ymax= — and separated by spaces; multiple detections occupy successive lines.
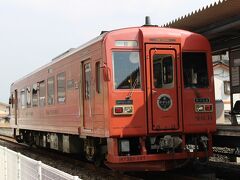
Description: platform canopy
xmin=164 ymin=0 xmax=240 ymax=55
xmin=163 ymin=0 xmax=240 ymax=125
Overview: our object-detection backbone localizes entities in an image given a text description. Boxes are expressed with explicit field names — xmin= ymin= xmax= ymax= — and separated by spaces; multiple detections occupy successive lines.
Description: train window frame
xmin=57 ymin=72 xmax=66 ymax=104
xmin=112 ymin=51 xmax=141 ymax=90
xmin=20 ymin=89 xmax=26 ymax=109
xmin=32 ymin=83 xmax=38 ymax=107
xmin=96 ymin=61 xmax=101 ymax=94
xmin=26 ymin=86 xmax=31 ymax=108
xmin=67 ymin=80 xmax=74 ymax=90
xmin=39 ymin=81 xmax=46 ymax=107
xmin=84 ymin=63 xmax=91 ymax=99
xmin=47 ymin=76 xmax=55 ymax=105
xmin=153 ymin=54 xmax=174 ymax=89
xmin=182 ymin=52 xmax=209 ymax=88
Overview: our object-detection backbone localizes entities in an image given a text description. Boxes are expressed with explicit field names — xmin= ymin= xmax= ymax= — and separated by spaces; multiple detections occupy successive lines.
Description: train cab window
xmin=57 ymin=72 xmax=66 ymax=103
xmin=39 ymin=81 xmax=46 ymax=107
xmin=26 ymin=87 xmax=31 ymax=108
xmin=20 ymin=89 xmax=26 ymax=109
xmin=153 ymin=54 xmax=173 ymax=88
xmin=182 ymin=52 xmax=209 ymax=88
xmin=47 ymin=77 xmax=55 ymax=105
xmin=96 ymin=61 xmax=101 ymax=93
xmin=32 ymin=84 xmax=38 ymax=107
xmin=112 ymin=51 xmax=141 ymax=89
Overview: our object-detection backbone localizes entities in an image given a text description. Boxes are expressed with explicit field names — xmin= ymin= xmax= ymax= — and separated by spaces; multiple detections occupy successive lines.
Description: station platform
xmin=216 ymin=125 xmax=240 ymax=137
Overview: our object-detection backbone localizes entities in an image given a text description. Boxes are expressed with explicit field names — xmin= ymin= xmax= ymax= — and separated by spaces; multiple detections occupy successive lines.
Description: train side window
xmin=96 ymin=61 xmax=101 ymax=93
xmin=67 ymin=80 xmax=74 ymax=90
xmin=20 ymin=89 xmax=26 ymax=109
xmin=32 ymin=84 xmax=38 ymax=107
xmin=57 ymin=72 xmax=66 ymax=103
xmin=112 ymin=51 xmax=141 ymax=89
xmin=26 ymin=87 xmax=31 ymax=108
xmin=182 ymin=52 xmax=209 ymax=88
xmin=39 ymin=81 xmax=46 ymax=107
xmin=47 ymin=77 xmax=55 ymax=105
xmin=84 ymin=63 xmax=91 ymax=99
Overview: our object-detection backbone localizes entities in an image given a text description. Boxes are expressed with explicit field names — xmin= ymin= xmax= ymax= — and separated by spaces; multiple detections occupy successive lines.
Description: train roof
xmin=11 ymin=32 xmax=107 ymax=86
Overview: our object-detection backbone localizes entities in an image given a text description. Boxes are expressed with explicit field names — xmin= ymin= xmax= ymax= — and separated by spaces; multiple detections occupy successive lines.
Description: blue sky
xmin=0 ymin=0 xmax=219 ymax=103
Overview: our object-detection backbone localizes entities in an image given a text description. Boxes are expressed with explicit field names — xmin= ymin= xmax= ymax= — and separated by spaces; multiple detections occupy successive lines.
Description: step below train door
xmin=146 ymin=44 xmax=180 ymax=132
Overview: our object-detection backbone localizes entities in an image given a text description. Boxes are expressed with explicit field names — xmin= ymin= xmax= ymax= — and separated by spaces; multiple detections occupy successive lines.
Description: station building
xmin=0 ymin=102 xmax=9 ymax=123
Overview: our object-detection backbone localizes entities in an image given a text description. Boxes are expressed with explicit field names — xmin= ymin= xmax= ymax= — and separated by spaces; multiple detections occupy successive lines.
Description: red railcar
xmin=9 ymin=23 xmax=216 ymax=171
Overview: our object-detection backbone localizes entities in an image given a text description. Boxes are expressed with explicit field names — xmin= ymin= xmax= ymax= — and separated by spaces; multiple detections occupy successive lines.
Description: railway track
xmin=1 ymin=134 xmax=240 ymax=180
xmin=207 ymin=161 xmax=240 ymax=179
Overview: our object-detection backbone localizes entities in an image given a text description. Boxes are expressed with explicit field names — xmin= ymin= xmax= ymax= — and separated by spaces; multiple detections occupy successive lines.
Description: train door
xmin=82 ymin=61 xmax=93 ymax=130
xmin=146 ymin=44 xmax=180 ymax=131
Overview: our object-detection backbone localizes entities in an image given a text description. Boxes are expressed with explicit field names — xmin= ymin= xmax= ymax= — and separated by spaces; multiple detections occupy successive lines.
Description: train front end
xmin=104 ymin=26 xmax=216 ymax=171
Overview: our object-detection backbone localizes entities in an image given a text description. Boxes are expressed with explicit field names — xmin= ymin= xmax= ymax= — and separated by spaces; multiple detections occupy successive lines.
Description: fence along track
xmin=0 ymin=145 xmax=81 ymax=180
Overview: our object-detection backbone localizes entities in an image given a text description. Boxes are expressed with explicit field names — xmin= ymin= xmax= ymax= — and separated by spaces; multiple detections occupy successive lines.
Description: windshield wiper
xmin=125 ymin=75 xmax=139 ymax=100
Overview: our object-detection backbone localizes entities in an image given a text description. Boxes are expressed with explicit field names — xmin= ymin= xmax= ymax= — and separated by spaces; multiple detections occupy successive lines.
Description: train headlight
xmin=115 ymin=107 xmax=123 ymax=113
xmin=195 ymin=104 xmax=213 ymax=112
xmin=204 ymin=104 xmax=213 ymax=112
xmin=195 ymin=104 xmax=204 ymax=112
xmin=113 ymin=105 xmax=134 ymax=115
xmin=123 ymin=106 xmax=133 ymax=113
xmin=119 ymin=139 xmax=130 ymax=153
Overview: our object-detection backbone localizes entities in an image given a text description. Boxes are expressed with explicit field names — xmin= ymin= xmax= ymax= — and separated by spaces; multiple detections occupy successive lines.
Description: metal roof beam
xmin=195 ymin=15 xmax=240 ymax=34
xmin=203 ymin=20 xmax=240 ymax=38
xmin=211 ymin=36 xmax=240 ymax=54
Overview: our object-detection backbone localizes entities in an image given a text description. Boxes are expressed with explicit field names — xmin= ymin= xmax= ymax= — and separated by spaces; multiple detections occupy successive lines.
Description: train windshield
xmin=112 ymin=51 xmax=141 ymax=89
xmin=182 ymin=52 xmax=209 ymax=88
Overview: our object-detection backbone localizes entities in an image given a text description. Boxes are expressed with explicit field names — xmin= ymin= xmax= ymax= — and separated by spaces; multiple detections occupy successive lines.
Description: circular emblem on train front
xmin=157 ymin=94 xmax=172 ymax=111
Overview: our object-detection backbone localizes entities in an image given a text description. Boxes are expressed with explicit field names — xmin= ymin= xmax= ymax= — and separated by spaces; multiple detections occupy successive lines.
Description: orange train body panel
xmin=9 ymin=26 xmax=216 ymax=171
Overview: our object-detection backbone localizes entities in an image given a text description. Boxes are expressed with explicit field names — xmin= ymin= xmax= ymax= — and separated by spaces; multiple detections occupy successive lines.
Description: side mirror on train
xmin=102 ymin=64 xmax=111 ymax=81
